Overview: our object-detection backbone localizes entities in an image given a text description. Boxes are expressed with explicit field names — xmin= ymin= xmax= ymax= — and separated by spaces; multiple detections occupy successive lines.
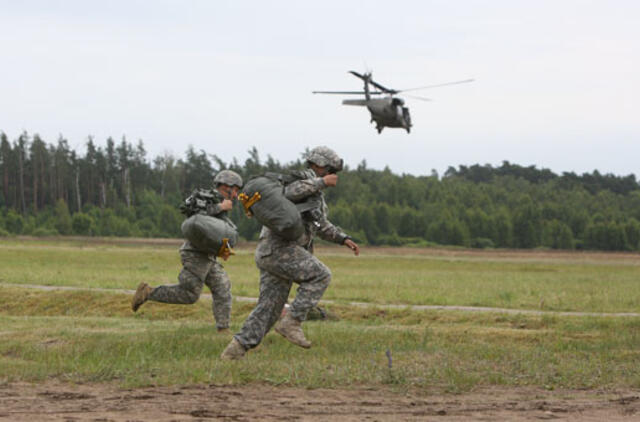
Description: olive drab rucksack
xmin=239 ymin=173 xmax=304 ymax=241
xmin=239 ymin=171 xmax=327 ymax=240
xmin=181 ymin=214 xmax=238 ymax=257
xmin=179 ymin=188 xmax=238 ymax=257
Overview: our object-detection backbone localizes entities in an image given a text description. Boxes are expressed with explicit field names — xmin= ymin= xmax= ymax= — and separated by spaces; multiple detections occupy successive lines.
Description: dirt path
xmin=4 ymin=282 xmax=640 ymax=318
xmin=0 ymin=381 xmax=638 ymax=421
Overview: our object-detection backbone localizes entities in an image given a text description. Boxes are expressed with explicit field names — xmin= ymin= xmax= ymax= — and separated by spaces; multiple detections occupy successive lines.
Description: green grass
xmin=1 ymin=237 xmax=639 ymax=391
xmin=0 ymin=287 xmax=639 ymax=391
xmin=1 ymin=238 xmax=639 ymax=312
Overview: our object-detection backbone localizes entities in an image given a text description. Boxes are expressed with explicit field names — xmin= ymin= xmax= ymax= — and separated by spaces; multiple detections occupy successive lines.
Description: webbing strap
xmin=217 ymin=238 xmax=235 ymax=258
xmin=238 ymin=192 xmax=261 ymax=217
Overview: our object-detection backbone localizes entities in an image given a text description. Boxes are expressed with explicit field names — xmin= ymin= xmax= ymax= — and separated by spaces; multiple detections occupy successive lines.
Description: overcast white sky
xmin=1 ymin=1 xmax=638 ymax=177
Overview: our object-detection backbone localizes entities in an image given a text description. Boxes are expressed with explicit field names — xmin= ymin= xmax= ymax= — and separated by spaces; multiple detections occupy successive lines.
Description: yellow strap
xmin=217 ymin=238 xmax=235 ymax=257
xmin=238 ymin=192 xmax=261 ymax=217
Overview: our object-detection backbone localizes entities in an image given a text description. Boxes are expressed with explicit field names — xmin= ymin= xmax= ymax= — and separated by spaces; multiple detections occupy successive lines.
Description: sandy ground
xmin=0 ymin=382 xmax=638 ymax=421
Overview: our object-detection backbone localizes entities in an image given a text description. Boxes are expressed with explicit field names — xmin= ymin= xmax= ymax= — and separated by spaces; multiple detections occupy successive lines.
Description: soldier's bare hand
xmin=323 ymin=174 xmax=338 ymax=187
xmin=344 ymin=239 xmax=360 ymax=256
xmin=220 ymin=199 xmax=233 ymax=211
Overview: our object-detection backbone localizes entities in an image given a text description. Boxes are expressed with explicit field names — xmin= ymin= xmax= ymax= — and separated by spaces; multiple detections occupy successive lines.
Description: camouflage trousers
xmin=234 ymin=237 xmax=331 ymax=350
xmin=149 ymin=250 xmax=232 ymax=329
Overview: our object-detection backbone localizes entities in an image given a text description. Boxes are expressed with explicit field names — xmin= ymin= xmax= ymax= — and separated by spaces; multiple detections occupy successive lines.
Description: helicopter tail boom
xmin=342 ymin=99 xmax=369 ymax=106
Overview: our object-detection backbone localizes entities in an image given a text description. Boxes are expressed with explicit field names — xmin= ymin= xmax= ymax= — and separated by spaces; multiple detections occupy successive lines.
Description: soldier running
xmin=221 ymin=146 xmax=359 ymax=359
xmin=131 ymin=170 xmax=243 ymax=333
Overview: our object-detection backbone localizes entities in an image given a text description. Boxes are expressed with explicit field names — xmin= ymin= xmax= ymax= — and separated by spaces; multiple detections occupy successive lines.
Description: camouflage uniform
xmin=148 ymin=190 xmax=233 ymax=330
xmin=234 ymin=168 xmax=348 ymax=349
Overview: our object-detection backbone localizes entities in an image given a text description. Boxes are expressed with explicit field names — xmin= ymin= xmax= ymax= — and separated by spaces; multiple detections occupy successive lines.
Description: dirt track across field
xmin=0 ymin=381 xmax=638 ymax=421
xmin=5 ymin=282 xmax=640 ymax=319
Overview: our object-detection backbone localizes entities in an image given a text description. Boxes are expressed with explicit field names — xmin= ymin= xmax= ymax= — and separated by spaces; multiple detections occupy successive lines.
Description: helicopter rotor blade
xmin=349 ymin=70 xmax=399 ymax=94
xmin=314 ymin=91 xmax=366 ymax=95
xmin=399 ymin=79 xmax=474 ymax=93
xmin=348 ymin=70 xmax=368 ymax=80
xmin=368 ymin=78 xmax=396 ymax=94
xmin=407 ymin=94 xmax=432 ymax=102
xmin=313 ymin=90 xmax=383 ymax=95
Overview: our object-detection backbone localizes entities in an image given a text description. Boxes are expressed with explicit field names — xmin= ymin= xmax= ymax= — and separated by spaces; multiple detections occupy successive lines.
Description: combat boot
xmin=220 ymin=338 xmax=246 ymax=360
xmin=275 ymin=312 xmax=312 ymax=349
xmin=131 ymin=282 xmax=153 ymax=312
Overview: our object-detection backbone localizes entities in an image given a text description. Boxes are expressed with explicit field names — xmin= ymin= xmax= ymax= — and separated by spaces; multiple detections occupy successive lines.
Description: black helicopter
xmin=313 ymin=71 xmax=473 ymax=134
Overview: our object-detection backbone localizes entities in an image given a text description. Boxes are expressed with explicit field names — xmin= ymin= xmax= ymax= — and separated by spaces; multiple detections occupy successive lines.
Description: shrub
xmin=377 ymin=232 xmax=404 ymax=246
xmin=54 ymin=199 xmax=72 ymax=235
xmin=32 ymin=227 xmax=59 ymax=237
xmin=135 ymin=218 xmax=157 ymax=237
xmin=5 ymin=210 xmax=24 ymax=234
xmin=156 ymin=205 xmax=182 ymax=237
xmin=110 ymin=216 xmax=132 ymax=237
xmin=471 ymin=237 xmax=495 ymax=249
xmin=22 ymin=215 xmax=37 ymax=235
xmin=72 ymin=213 xmax=94 ymax=235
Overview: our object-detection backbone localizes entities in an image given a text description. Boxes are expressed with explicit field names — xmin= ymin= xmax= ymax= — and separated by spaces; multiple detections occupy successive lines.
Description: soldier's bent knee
xmin=318 ymin=265 xmax=331 ymax=284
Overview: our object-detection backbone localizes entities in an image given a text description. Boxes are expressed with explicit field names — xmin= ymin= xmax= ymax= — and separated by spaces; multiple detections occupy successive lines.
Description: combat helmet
xmin=213 ymin=170 xmax=243 ymax=187
xmin=305 ymin=146 xmax=344 ymax=173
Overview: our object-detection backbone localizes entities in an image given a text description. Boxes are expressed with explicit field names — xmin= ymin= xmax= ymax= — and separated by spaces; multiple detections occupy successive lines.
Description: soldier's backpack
xmin=181 ymin=214 xmax=238 ymax=257
xmin=179 ymin=188 xmax=238 ymax=256
xmin=238 ymin=173 xmax=304 ymax=241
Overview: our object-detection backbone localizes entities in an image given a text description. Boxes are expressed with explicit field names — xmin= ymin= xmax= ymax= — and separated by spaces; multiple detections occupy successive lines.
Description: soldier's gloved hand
xmin=323 ymin=174 xmax=338 ymax=187
xmin=220 ymin=199 xmax=233 ymax=211
xmin=344 ymin=238 xmax=360 ymax=256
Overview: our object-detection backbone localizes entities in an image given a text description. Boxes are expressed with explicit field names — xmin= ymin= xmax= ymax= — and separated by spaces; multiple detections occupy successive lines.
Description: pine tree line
xmin=1 ymin=131 xmax=639 ymax=251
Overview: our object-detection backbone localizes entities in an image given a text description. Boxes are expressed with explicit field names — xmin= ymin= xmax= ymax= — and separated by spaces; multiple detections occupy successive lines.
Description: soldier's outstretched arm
xmin=316 ymin=210 xmax=348 ymax=243
xmin=316 ymin=217 xmax=359 ymax=256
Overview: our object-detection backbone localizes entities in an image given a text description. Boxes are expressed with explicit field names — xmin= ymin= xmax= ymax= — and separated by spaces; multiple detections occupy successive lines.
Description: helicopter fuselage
xmin=343 ymin=97 xmax=411 ymax=134
xmin=366 ymin=97 xmax=411 ymax=133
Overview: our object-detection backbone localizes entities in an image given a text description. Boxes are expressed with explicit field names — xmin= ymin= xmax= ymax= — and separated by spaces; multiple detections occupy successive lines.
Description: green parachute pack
xmin=179 ymin=188 xmax=238 ymax=256
xmin=238 ymin=171 xmax=322 ymax=241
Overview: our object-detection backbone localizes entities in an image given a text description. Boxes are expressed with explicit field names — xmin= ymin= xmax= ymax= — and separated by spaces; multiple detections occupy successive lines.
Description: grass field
xmin=2 ymin=237 xmax=639 ymax=312
xmin=1 ymin=237 xmax=639 ymax=392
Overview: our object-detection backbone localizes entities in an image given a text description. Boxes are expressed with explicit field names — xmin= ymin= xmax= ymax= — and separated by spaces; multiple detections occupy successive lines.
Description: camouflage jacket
xmin=259 ymin=169 xmax=348 ymax=249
